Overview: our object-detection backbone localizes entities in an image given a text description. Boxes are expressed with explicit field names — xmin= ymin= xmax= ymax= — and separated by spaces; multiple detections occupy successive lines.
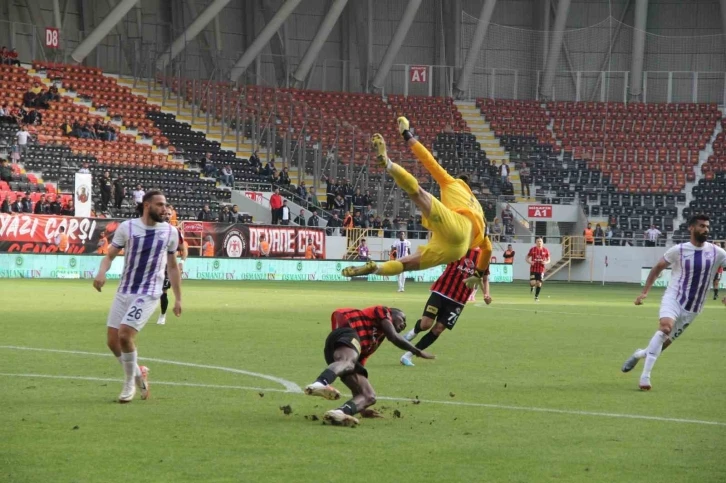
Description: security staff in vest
xmin=583 ymin=223 xmax=595 ymax=245
xmin=503 ymin=244 xmax=515 ymax=264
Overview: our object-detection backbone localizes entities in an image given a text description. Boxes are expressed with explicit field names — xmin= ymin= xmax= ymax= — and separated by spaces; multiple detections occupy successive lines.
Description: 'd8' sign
xmin=45 ymin=27 xmax=60 ymax=49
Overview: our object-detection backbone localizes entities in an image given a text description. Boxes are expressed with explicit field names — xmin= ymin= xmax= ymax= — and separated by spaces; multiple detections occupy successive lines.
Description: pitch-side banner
xmin=640 ymin=267 xmax=726 ymax=289
xmin=74 ymin=173 xmax=93 ymax=217
xmin=0 ymin=254 xmax=514 ymax=283
xmin=0 ymin=213 xmax=119 ymax=254
xmin=181 ymin=222 xmax=326 ymax=259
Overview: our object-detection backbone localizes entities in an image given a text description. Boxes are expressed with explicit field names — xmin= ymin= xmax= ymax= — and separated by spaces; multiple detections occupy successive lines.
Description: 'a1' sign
xmin=410 ymin=65 xmax=428 ymax=83
xmin=45 ymin=27 xmax=60 ymax=49
xmin=528 ymin=205 xmax=553 ymax=218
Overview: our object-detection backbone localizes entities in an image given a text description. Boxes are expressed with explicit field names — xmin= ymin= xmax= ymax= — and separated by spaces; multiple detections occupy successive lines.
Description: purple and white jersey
xmin=111 ymin=219 xmax=179 ymax=298
xmin=663 ymin=242 xmax=726 ymax=313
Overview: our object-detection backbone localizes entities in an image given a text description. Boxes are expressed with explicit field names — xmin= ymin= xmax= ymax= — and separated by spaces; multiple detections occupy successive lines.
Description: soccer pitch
xmin=2 ymin=279 xmax=724 ymax=483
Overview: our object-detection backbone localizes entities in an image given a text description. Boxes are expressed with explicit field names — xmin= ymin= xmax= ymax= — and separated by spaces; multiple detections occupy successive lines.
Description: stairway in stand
xmin=455 ymin=101 xmax=525 ymax=199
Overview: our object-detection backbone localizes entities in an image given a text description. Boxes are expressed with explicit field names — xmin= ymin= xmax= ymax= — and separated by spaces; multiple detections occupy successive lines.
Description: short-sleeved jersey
xmin=527 ymin=246 xmax=550 ymax=274
xmin=112 ymin=219 xmax=179 ymax=297
xmin=431 ymin=248 xmax=482 ymax=305
xmin=663 ymin=242 xmax=726 ymax=313
xmin=330 ymin=306 xmax=391 ymax=360
xmin=392 ymin=239 xmax=411 ymax=259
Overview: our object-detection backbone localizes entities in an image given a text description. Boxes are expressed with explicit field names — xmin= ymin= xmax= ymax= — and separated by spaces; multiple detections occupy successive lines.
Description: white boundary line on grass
xmin=0 ymin=345 xmax=302 ymax=393
xmin=2 ymin=346 xmax=725 ymax=428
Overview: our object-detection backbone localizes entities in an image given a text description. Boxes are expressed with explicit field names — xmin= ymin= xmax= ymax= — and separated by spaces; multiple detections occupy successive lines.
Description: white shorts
xmin=106 ymin=293 xmax=160 ymax=331
xmin=659 ymin=296 xmax=698 ymax=342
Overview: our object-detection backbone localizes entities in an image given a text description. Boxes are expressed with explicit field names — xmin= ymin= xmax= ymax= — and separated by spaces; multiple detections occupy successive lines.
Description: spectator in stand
xmin=6 ymin=47 xmax=19 ymax=66
xmin=0 ymin=104 xmax=10 ymax=122
xmin=33 ymin=195 xmax=46 ymax=214
xmin=342 ymin=178 xmax=353 ymax=211
xmin=308 ymin=207 xmax=321 ymax=228
xmin=99 ymin=171 xmax=112 ymax=211
xmin=333 ymin=193 xmax=345 ymax=214
xmin=202 ymin=152 xmax=218 ymax=178
xmin=503 ymin=244 xmax=515 ymax=264
xmin=501 ymin=205 xmax=513 ymax=226
xmin=20 ymin=194 xmax=31 ymax=213
xmin=280 ymin=200 xmax=291 ymax=225
xmin=357 ymin=239 xmax=370 ymax=261
xmin=0 ymin=159 xmax=12 ymax=182
xmin=372 ymin=215 xmax=382 ymax=231
xmin=491 ymin=218 xmax=502 ymax=242
xmin=78 ymin=162 xmax=90 ymax=174
xmin=249 ymin=150 xmax=261 ymax=172
xmin=258 ymin=234 xmax=270 ymax=257
xmin=113 ymin=175 xmax=125 ymax=209
xmin=323 ymin=174 xmax=335 ymax=210
xmin=11 ymin=195 xmax=23 ymax=213
xmin=606 ymin=225 xmax=614 ymax=246
xmin=219 ymin=205 xmax=233 ymax=223
xmin=49 ymin=196 xmax=62 ymax=214
xmin=229 ymin=205 xmax=241 ymax=223
xmin=197 ymin=204 xmax=214 ymax=221
xmin=0 ymin=46 xmax=7 ymax=64
xmin=353 ymin=210 xmax=363 ymax=228
xmin=220 ymin=165 xmax=234 ymax=187
xmin=132 ymin=185 xmax=145 ymax=205
xmin=382 ymin=217 xmax=392 ymax=238
xmin=352 ymin=188 xmax=365 ymax=214
xmin=59 ymin=118 xmax=72 ymax=136
xmin=22 ymin=91 xmax=36 ymax=108
xmin=366 ymin=214 xmax=375 ymax=230
xmin=10 ymin=143 xmax=20 ymax=164
xmin=594 ymin=223 xmax=605 ymax=246
xmin=644 ymin=224 xmax=662 ymax=247
xmin=519 ymin=162 xmax=531 ymax=197
xmin=278 ymin=167 xmax=291 ymax=186
xmin=270 ymin=188 xmax=283 ymax=224
xmin=25 ymin=108 xmax=42 ymax=125
xmin=0 ymin=197 xmax=10 ymax=214
xmin=15 ymin=125 xmax=31 ymax=156
xmin=61 ymin=199 xmax=74 ymax=216
xmin=499 ymin=160 xmax=509 ymax=184
xmin=296 ymin=181 xmax=307 ymax=199
xmin=307 ymin=186 xmax=320 ymax=210
xmin=326 ymin=213 xmax=342 ymax=236
xmin=294 ymin=209 xmax=306 ymax=226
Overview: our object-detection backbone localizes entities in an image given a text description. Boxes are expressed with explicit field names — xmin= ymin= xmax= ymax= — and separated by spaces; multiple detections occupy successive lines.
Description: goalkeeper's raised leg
xmin=342 ymin=117 xmax=491 ymax=285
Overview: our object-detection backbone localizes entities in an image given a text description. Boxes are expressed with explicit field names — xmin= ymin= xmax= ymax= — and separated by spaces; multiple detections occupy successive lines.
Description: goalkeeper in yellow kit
xmin=342 ymin=117 xmax=492 ymax=287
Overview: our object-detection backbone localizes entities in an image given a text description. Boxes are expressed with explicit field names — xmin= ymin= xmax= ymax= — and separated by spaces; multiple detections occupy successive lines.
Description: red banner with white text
xmin=0 ymin=213 xmax=119 ymax=254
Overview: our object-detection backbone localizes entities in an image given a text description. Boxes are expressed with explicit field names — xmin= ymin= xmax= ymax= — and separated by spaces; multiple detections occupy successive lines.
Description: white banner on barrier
xmin=74 ymin=173 xmax=93 ymax=217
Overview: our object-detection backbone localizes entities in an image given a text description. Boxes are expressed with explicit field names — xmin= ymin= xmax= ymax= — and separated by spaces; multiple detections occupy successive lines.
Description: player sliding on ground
xmin=304 ymin=306 xmax=434 ymax=426
xmin=93 ymin=191 xmax=183 ymax=403
xmin=400 ymin=247 xmax=491 ymax=367
xmin=342 ymin=117 xmax=492 ymax=289
xmin=622 ymin=214 xmax=726 ymax=390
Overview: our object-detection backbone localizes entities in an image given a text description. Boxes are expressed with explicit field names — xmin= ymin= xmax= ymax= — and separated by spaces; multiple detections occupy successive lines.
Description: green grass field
xmin=1 ymin=279 xmax=725 ymax=483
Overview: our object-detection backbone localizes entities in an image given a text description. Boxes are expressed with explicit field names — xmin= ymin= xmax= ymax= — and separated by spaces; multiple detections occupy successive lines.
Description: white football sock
xmin=640 ymin=331 xmax=667 ymax=379
xmin=120 ymin=351 xmax=138 ymax=385
xmin=634 ymin=349 xmax=647 ymax=359
xmin=402 ymin=351 xmax=413 ymax=360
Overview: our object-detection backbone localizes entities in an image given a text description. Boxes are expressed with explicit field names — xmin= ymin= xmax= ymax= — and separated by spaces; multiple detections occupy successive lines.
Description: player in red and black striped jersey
xmin=158 ymin=206 xmax=188 ymax=325
xmin=304 ymin=306 xmax=434 ymax=426
xmin=400 ymin=248 xmax=491 ymax=366
xmin=526 ymin=237 xmax=551 ymax=302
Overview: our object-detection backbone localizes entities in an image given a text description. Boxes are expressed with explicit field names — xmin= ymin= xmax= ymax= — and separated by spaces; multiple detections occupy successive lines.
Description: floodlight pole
xmin=628 ymin=0 xmax=649 ymax=102
xmin=453 ymin=0 xmax=497 ymax=99
xmin=539 ymin=0 xmax=571 ymax=100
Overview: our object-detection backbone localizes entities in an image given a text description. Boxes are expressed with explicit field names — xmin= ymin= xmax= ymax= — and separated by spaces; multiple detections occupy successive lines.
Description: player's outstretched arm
xmin=93 ymin=245 xmax=120 ymax=292
xmin=475 ymin=235 xmax=493 ymax=273
xmin=380 ymin=319 xmax=435 ymax=359
xmin=167 ymin=253 xmax=183 ymax=317
xmin=481 ymin=275 xmax=492 ymax=305
xmin=636 ymin=257 xmax=670 ymax=305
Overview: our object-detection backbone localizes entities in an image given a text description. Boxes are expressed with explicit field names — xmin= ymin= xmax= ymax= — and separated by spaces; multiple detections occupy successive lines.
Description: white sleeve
xmin=111 ymin=221 xmax=130 ymax=249
xmin=662 ymin=245 xmax=679 ymax=265
xmin=166 ymin=226 xmax=180 ymax=254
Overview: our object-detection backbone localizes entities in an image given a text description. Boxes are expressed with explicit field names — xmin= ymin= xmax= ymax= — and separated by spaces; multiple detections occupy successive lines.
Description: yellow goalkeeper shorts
xmin=418 ymin=196 xmax=472 ymax=269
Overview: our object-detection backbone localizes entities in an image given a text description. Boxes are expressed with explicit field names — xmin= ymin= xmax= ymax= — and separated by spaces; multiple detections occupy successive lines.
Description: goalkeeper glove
xmin=397 ymin=116 xmax=414 ymax=141
xmin=464 ymin=269 xmax=488 ymax=289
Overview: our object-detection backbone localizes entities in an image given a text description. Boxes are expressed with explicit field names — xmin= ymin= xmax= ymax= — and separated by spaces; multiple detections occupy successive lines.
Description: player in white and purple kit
xmin=622 ymin=214 xmax=726 ymax=390
xmin=93 ymin=191 xmax=183 ymax=403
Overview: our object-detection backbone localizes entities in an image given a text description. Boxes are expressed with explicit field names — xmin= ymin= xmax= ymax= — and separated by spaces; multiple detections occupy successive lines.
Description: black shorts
xmin=530 ymin=272 xmax=543 ymax=282
xmin=715 ymin=272 xmax=722 ymax=282
xmin=423 ymin=292 xmax=464 ymax=331
xmin=162 ymin=270 xmax=171 ymax=291
xmin=324 ymin=327 xmax=368 ymax=378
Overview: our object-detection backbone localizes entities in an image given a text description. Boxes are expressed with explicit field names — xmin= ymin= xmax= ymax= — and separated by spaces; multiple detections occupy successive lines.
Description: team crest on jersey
xmin=463 ymin=258 xmax=475 ymax=269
